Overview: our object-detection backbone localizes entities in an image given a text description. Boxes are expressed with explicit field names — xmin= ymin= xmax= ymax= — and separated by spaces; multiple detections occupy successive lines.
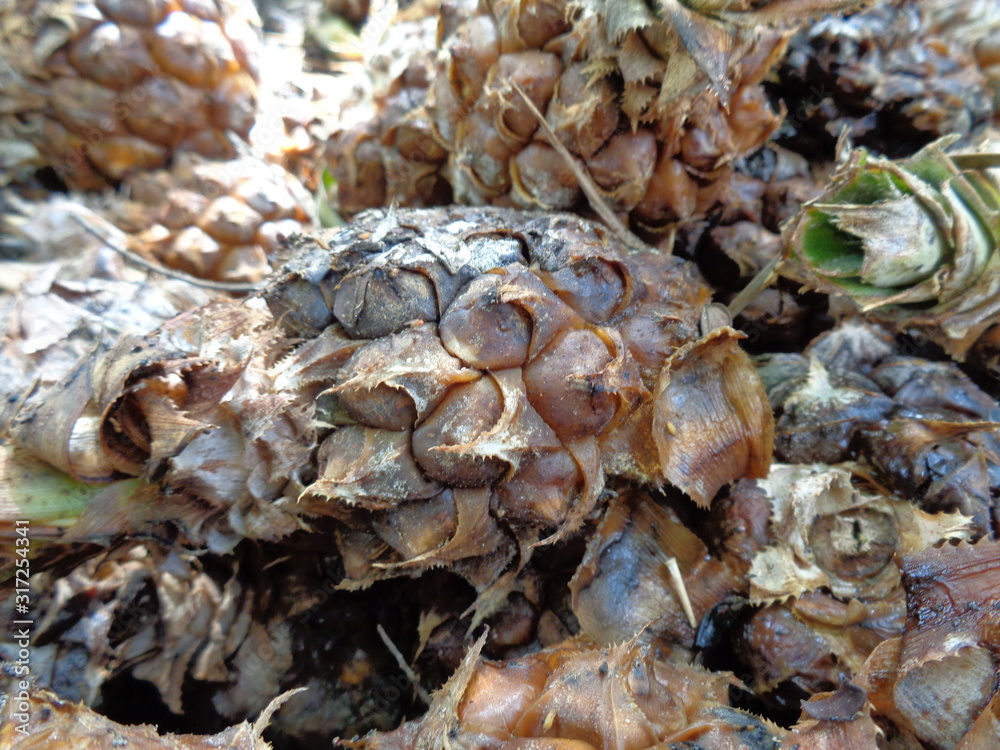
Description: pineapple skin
xmin=0 ymin=149 xmax=315 ymax=282
xmin=7 ymin=207 xmax=772 ymax=593
xmin=0 ymin=0 xmax=263 ymax=189
xmin=0 ymin=537 xmax=410 ymax=742
xmin=331 ymin=0 xmax=787 ymax=230
xmin=264 ymin=206 xmax=730 ymax=589
xmin=775 ymin=0 xmax=994 ymax=159
xmin=108 ymin=151 xmax=315 ymax=281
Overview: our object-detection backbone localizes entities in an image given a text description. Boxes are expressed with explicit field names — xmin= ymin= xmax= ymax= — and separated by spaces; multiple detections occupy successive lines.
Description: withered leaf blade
xmin=0 ymin=444 xmax=102 ymax=532
xmin=5 ymin=357 xmax=117 ymax=481
xmin=654 ymin=0 xmax=735 ymax=103
xmin=0 ymin=689 xmax=280 ymax=749
xmin=653 ymin=326 xmax=774 ymax=507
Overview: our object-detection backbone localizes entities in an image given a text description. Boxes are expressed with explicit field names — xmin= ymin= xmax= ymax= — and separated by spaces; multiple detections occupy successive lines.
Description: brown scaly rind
xmin=858 ymin=538 xmax=1000 ymax=748
xmin=0 ymin=0 xmax=262 ymax=189
xmin=107 ymin=151 xmax=315 ymax=281
xmin=0 ymin=689 xmax=281 ymax=749
xmin=774 ymin=0 xmax=994 ymax=159
xmin=5 ymin=207 xmax=773 ymax=596
xmin=0 ymin=536 xmax=412 ymax=742
xmin=753 ymin=320 xmax=1000 ymax=538
xmin=330 ymin=0 xmax=790 ymax=231
xmin=346 ymin=633 xmax=766 ymax=749
xmin=348 ymin=624 xmax=883 ymax=749
xmin=265 ymin=207 xmax=772 ymax=590
xmin=1 ymin=149 xmax=315 ymax=283
xmin=919 ymin=0 xmax=1000 ymax=115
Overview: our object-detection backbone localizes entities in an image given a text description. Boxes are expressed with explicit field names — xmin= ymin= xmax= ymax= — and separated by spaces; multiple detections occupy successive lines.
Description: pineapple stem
xmin=727 ymin=253 xmax=781 ymax=317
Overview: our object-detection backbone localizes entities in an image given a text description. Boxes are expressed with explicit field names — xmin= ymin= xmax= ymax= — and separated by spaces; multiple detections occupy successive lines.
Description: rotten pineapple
xmin=4 ymin=206 xmax=773 ymax=596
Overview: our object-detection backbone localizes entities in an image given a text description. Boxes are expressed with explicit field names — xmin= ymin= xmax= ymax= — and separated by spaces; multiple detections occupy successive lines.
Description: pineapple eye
xmin=809 ymin=508 xmax=899 ymax=580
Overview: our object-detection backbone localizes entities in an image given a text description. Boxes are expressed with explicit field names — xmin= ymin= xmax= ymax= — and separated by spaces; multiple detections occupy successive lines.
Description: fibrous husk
xmin=106 ymin=151 xmax=315 ymax=282
xmin=651 ymin=327 xmax=775 ymax=506
xmin=0 ymin=203 xmax=215 ymax=550
xmin=0 ymin=688 xmax=290 ymax=749
xmin=745 ymin=464 xmax=972 ymax=605
xmin=774 ymin=0 xmax=995 ymax=160
xmin=0 ymin=539 xmax=255 ymax=714
xmin=0 ymin=197 xmax=212 ymax=396
xmin=0 ymin=534 xmax=413 ymax=742
xmin=330 ymin=0 xmax=863 ymax=229
xmin=756 ymin=320 xmax=1000 ymax=538
xmin=919 ymin=0 xmax=1000 ymax=114
xmin=735 ymin=590 xmax=905 ymax=701
xmin=5 ymin=296 xmax=313 ymax=550
xmin=0 ymin=0 xmax=264 ymax=190
xmin=781 ymin=682 xmax=883 ymax=749
xmin=956 ymin=693 xmax=1000 ymax=749
xmin=716 ymin=461 xmax=972 ymax=712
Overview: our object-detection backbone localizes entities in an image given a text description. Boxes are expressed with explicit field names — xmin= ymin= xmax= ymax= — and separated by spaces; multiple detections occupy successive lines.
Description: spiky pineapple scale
xmin=332 ymin=0 xmax=789 ymax=229
xmin=0 ymin=0 xmax=262 ymax=189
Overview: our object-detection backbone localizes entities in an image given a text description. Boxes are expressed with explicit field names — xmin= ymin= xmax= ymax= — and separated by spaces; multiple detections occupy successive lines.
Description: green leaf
xmin=316 ymin=168 xmax=345 ymax=228
xmin=0 ymin=445 xmax=97 ymax=527
xmin=800 ymin=212 xmax=864 ymax=276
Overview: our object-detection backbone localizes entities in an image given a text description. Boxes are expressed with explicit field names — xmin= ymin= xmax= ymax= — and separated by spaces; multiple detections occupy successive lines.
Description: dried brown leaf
xmin=653 ymin=326 xmax=774 ymax=507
